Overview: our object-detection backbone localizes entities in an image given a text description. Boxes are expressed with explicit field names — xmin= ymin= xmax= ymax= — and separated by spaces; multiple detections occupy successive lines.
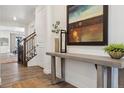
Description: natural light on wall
xmin=0 ymin=26 xmax=25 ymax=33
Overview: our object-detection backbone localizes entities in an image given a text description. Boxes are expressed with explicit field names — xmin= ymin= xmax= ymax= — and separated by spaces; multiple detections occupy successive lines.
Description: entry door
xmin=35 ymin=7 xmax=47 ymax=68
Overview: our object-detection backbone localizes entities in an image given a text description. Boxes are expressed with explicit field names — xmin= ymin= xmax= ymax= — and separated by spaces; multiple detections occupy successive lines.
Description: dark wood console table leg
xmin=107 ymin=67 xmax=111 ymax=88
xmin=97 ymin=65 xmax=105 ymax=88
xmin=107 ymin=67 xmax=119 ymax=88
xmin=61 ymin=58 xmax=65 ymax=81
xmin=51 ymin=56 xmax=56 ymax=84
xmin=97 ymin=66 xmax=119 ymax=88
xmin=51 ymin=56 xmax=66 ymax=84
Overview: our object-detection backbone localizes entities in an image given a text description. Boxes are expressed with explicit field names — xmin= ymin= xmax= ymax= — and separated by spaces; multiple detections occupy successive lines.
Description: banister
xmin=19 ymin=32 xmax=36 ymax=44
xmin=18 ymin=32 xmax=37 ymax=66
xmin=25 ymin=34 xmax=36 ymax=42
xmin=25 ymin=32 xmax=36 ymax=39
xmin=20 ymin=32 xmax=36 ymax=42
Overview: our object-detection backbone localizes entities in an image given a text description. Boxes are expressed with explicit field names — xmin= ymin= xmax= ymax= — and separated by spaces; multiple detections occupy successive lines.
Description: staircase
xmin=18 ymin=32 xmax=37 ymax=66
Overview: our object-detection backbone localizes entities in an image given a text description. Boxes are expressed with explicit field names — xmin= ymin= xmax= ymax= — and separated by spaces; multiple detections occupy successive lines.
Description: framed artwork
xmin=67 ymin=5 xmax=108 ymax=45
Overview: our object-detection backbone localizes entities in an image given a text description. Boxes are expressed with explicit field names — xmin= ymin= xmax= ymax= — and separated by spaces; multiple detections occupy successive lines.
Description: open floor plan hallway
xmin=0 ymin=63 xmax=75 ymax=88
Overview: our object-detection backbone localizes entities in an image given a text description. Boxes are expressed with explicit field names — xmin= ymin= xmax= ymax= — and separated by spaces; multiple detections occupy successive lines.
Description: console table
xmin=46 ymin=52 xmax=124 ymax=88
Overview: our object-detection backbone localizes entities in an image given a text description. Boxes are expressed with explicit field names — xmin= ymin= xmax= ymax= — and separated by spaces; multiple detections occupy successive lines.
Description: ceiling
xmin=0 ymin=5 xmax=36 ymax=27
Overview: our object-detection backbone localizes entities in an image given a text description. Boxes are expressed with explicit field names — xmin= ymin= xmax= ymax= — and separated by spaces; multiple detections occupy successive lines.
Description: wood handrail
xmin=20 ymin=32 xmax=36 ymax=43
xmin=25 ymin=34 xmax=36 ymax=42
xmin=25 ymin=32 xmax=36 ymax=40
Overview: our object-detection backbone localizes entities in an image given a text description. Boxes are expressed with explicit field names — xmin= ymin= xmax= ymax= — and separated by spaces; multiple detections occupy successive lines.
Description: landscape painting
xmin=67 ymin=5 xmax=108 ymax=45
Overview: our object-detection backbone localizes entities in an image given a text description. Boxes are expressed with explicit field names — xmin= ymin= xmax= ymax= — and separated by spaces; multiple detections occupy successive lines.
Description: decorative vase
xmin=108 ymin=51 xmax=124 ymax=59
xmin=54 ymin=38 xmax=59 ymax=52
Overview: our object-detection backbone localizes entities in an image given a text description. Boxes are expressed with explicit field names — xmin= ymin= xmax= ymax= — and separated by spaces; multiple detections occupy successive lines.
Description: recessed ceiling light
xmin=13 ymin=16 xmax=17 ymax=21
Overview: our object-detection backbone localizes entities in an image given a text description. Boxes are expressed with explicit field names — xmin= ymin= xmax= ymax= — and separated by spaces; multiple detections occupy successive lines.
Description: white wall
xmin=28 ymin=6 xmax=49 ymax=69
xmin=47 ymin=5 xmax=124 ymax=88
xmin=0 ymin=31 xmax=10 ymax=53
xmin=44 ymin=5 xmax=96 ymax=88
xmin=0 ymin=21 xmax=25 ymax=27
xmin=0 ymin=26 xmax=25 ymax=53
xmin=30 ymin=5 xmax=124 ymax=88
xmin=25 ymin=21 xmax=35 ymax=37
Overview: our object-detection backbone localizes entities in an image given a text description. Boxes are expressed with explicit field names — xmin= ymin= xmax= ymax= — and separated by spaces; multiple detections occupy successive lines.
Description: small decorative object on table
xmin=52 ymin=21 xmax=67 ymax=53
xmin=104 ymin=44 xmax=124 ymax=59
xmin=60 ymin=30 xmax=66 ymax=53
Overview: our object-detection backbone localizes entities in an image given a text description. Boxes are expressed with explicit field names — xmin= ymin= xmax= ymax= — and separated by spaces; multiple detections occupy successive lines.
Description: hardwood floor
xmin=0 ymin=53 xmax=17 ymax=64
xmin=1 ymin=61 xmax=124 ymax=88
xmin=0 ymin=63 xmax=75 ymax=88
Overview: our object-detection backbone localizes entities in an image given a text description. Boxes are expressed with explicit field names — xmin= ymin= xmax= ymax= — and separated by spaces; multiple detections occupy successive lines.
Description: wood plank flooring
xmin=0 ymin=53 xmax=17 ymax=64
xmin=1 ymin=61 xmax=124 ymax=88
xmin=0 ymin=63 xmax=75 ymax=88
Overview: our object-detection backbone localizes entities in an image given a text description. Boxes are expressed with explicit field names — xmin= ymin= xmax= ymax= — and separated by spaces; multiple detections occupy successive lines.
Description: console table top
xmin=46 ymin=52 xmax=124 ymax=68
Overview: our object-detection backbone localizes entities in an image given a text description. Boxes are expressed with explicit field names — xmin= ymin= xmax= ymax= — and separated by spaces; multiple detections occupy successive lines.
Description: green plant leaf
xmin=104 ymin=43 xmax=124 ymax=53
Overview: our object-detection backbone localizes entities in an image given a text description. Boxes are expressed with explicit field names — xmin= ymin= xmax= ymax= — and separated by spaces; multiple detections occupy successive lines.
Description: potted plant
xmin=104 ymin=44 xmax=124 ymax=59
